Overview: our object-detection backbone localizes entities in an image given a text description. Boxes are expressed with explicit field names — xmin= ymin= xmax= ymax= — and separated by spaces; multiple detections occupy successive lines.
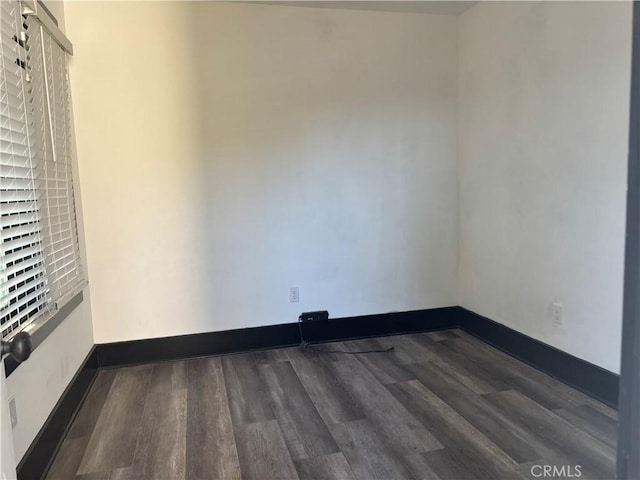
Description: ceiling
xmin=240 ymin=1 xmax=478 ymax=16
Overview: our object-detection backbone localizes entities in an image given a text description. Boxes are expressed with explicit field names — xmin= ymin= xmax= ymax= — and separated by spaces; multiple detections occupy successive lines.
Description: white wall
xmin=64 ymin=2 xmax=460 ymax=343
xmin=5 ymin=300 xmax=94 ymax=463
xmin=62 ymin=0 xmax=631 ymax=373
xmin=4 ymin=1 xmax=96 ymax=464
xmin=1 ymin=0 xmax=631 ymax=469
xmin=458 ymin=1 xmax=632 ymax=373
xmin=1 ymin=363 xmax=16 ymax=480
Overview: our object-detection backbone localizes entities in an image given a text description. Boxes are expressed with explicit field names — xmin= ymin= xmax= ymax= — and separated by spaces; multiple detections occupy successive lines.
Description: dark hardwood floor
xmin=46 ymin=329 xmax=618 ymax=480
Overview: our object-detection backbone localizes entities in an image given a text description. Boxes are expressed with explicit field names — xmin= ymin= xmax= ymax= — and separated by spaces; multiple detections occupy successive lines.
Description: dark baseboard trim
xmin=299 ymin=307 xmax=459 ymax=345
xmin=95 ymin=322 xmax=300 ymax=368
xmin=17 ymin=346 xmax=99 ymax=480
xmin=94 ymin=307 xmax=459 ymax=368
xmin=459 ymin=307 xmax=619 ymax=408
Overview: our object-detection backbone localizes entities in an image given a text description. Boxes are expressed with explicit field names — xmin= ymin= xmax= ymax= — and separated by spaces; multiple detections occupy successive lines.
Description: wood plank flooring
xmin=46 ymin=330 xmax=617 ymax=480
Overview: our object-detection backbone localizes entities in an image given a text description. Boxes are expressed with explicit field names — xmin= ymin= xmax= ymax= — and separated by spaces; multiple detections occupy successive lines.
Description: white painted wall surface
xmin=5 ymin=299 xmax=94 ymax=462
xmin=458 ymin=1 xmax=632 ymax=373
xmin=65 ymin=2 xmax=460 ymax=343
xmin=1 ymin=363 xmax=16 ymax=480
xmin=3 ymin=1 xmax=96 ymax=464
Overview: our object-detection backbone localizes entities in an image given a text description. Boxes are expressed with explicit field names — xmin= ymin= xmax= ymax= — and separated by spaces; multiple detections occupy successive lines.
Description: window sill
xmin=4 ymin=290 xmax=84 ymax=378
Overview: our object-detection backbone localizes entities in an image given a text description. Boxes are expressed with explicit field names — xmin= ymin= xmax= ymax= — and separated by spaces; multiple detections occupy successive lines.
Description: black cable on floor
xmin=297 ymin=317 xmax=394 ymax=354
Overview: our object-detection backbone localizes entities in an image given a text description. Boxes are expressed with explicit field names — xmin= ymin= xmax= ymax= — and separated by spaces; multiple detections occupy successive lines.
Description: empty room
xmin=1 ymin=0 xmax=639 ymax=479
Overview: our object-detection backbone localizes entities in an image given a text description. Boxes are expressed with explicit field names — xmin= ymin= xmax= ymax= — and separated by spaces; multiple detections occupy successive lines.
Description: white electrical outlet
xmin=289 ymin=287 xmax=299 ymax=303
xmin=551 ymin=302 xmax=564 ymax=326
xmin=8 ymin=397 xmax=17 ymax=429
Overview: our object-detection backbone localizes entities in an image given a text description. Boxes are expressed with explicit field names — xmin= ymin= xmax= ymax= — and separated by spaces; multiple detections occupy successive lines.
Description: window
xmin=1 ymin=0 xmax=85 ymax=340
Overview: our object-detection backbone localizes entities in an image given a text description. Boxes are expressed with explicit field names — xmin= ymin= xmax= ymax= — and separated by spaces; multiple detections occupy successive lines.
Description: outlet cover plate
xmin=289 ymin=287 xmax=299 ymax=303
xmin=9 ymin=397 xmax=17 ymax=429
xmin=551 ymin=302 xmax=564 ymax=326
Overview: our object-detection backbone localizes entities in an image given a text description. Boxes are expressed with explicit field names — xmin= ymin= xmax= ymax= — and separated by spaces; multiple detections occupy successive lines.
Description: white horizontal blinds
xmin=0 ymin=1 xmax=47 ymax=338
xmin=39 ymin=28 xmax=84 ymax=306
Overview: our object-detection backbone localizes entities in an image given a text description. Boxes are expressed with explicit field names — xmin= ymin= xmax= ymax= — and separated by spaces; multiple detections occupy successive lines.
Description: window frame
xmin=1 ymin=0 xmax=85 ymax=377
